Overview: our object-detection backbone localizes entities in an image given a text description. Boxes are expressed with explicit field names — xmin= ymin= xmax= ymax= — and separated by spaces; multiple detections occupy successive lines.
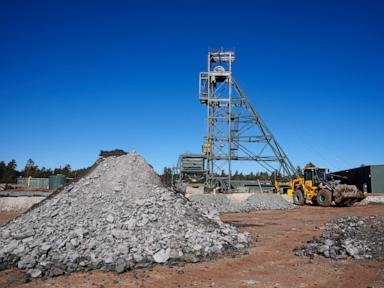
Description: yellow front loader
xmin=275 ymin=165 xmax=365 ymax=207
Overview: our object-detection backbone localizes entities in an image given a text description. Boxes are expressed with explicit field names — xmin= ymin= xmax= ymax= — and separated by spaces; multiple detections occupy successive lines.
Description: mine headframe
xmin=199 ymin=50 xmax=297 ymax=191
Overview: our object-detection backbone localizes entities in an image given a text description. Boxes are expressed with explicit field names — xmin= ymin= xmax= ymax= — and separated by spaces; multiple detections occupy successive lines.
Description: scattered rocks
xmin=294 ymin=215 xmax=384 ymax=260
xmin=106 ymin=214 xmax=114 ymax=223
xmin=70 ymin=238 xmax=79 ymax=247
xmin=153 ymin=248 xmax=171 ymax=263
xmin=0 ymin=153 xmax=250 ymax=277
xmin=28 ymin=268 xmax=42 ymax=278
xmin=12 ymin=229 xmax=35 ymax=240
xmin=242 ymin=279 xmax=259 ymax=286
xmin=40 ymin=244 xmax=51 ymax=252
xmin=48 ymin=267 xmax=64 ymax=277
xmin=115 ymin=258 xmax=126 ymax=273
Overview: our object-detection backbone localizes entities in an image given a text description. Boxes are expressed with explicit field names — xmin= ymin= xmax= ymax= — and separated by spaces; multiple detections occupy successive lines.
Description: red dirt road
xmin=1 ymin=205 xmax=383 ymax=288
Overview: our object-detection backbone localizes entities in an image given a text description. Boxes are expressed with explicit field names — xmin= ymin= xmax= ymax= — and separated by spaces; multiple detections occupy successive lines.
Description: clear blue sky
xmin=0 ymin=0 xmax=383 ymax=173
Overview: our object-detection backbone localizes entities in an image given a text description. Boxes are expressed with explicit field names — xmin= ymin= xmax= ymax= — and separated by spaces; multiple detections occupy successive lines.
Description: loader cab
xmin=304 ymin=167 xmax=327 ymax=187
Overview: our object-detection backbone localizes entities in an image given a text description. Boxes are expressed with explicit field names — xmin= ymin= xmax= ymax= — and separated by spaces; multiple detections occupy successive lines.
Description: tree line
xmin=0 ymin=159 xmax=89 ymax=183
xmin=1 ymin=155 xmax=310 ymax=187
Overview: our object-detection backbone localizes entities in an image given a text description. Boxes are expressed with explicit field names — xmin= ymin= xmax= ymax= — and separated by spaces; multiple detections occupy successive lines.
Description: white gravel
xmin=189 ymin=193 xmax=296 ymax=213
xmin=0 ymin=153 xmax=250 ymax=277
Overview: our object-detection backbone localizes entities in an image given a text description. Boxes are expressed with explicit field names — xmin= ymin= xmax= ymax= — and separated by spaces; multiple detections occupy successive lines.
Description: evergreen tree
xmin=61 ymin=164 xmax=71 ymax=177
xmin=0 ymin=160 xmax=18 ymax=183
xmin=24 ymin=158 xmax=38 ymax=177
xmin=0 ymin=161 xmax=6 ymax=183
xmin=296 ymin=165 xmax=303 ymax=177
xmin=305 ymin=162 xmax=316 ymax=168
xmin=160 ymin=167 xmax=173 ymax=187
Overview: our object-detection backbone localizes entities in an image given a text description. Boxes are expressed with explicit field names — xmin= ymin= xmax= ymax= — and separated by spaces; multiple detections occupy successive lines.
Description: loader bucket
xmin=333 ymin=184 xmax=366 ymax=206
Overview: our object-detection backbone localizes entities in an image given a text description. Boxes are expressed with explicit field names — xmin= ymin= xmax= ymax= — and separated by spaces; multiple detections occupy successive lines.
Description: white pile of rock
xmin=0 ymin=153 xmax=250 ymax=277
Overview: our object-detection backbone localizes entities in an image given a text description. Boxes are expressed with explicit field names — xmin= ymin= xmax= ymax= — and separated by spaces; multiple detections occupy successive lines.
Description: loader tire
xmin=317 ymin=189 xmax=332 ymax=207
xmin=293 ymin=190 xmax=305 ymax=205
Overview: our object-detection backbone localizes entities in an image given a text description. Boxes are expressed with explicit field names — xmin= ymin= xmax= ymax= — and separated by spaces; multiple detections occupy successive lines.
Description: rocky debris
xmin=294 ymin=215 xmax=384 ymax=260
xmin=189 ymin=194 xmax=233 ymax=212
xmin=0 ymin=153 xmax=250 ymax=278
xmin=358 ymin=195 xmax=384 ymax=205
xmin=189 ymin=193 xmax=295 ymax=213
xmin=240 ymin=193 xmax=296 ymax=212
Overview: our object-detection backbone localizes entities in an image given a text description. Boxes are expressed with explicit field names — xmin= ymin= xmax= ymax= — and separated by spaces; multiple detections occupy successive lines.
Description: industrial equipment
xmin=197 ymin=50 xmax=297 ymax=192
xmin=173 ymin=154 xmax=206 ymax=192
xmin=174 ymin=50 xmax=366 ymax=206
xmin=275 ymin=165 xmax=366 ymax=207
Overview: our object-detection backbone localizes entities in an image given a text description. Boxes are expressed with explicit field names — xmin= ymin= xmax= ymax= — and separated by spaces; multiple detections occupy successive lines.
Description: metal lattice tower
xmin=199 ymin=50 xmax=297 ymax=190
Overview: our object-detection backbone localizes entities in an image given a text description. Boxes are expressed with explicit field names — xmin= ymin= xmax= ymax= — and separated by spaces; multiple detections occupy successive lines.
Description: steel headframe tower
xmin=199 ymin=50 xmax=297 ymax=191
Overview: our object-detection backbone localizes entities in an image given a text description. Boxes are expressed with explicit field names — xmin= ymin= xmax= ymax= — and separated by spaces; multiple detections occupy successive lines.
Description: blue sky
xmin=0 ymin=0 xmax=383 ymax=173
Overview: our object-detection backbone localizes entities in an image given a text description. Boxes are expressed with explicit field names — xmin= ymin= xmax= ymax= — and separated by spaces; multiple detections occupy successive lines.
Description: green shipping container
xmin=49 ymin=175 xmax=67 ymax=190
xmin=17 ymin=177 xmax=49 ymax=188
xmin=371 ymin=165 xmax=384 ymax=194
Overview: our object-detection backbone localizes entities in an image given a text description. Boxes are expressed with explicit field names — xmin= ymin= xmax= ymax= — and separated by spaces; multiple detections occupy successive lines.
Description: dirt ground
xmin=1 ymin=205 xmax=383 ymax=288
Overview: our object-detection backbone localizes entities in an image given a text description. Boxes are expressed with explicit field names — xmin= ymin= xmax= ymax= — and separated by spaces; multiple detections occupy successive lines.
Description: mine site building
xmin=331 ymin=165 xmax=384 ymax=194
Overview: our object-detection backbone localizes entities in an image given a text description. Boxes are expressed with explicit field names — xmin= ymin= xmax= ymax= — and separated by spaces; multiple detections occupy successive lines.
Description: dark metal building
xmin=331 ymin=165 xmax=384 ymax=194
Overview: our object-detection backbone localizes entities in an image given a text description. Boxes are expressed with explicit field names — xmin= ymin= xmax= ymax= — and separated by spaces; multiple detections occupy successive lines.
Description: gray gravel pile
xmin=294 ymin=215 xmax=384 ymax=260
xmin=240 ymin=194 xmax=296 ymax=212
xmin=189 ymin=193 xmax=295 ymax=213
xmin=188 ymin=194 xmax=234 ymax=212
xmin=0 ymin=153 xmax=250 ymax=278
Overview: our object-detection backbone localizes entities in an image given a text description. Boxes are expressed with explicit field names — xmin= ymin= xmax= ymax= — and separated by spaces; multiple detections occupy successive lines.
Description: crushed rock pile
xmin=189 ymin=193 xmax=295 ymax=213
xmin=0 ymin=153 xmax=250 ymax=278
xmin=294 ymin=215 xmax=384 ymax=260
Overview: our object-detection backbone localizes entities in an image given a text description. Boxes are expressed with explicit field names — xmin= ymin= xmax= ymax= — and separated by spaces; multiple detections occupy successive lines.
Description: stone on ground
xmin=294 ymin=215 xmax=384 ymax=260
